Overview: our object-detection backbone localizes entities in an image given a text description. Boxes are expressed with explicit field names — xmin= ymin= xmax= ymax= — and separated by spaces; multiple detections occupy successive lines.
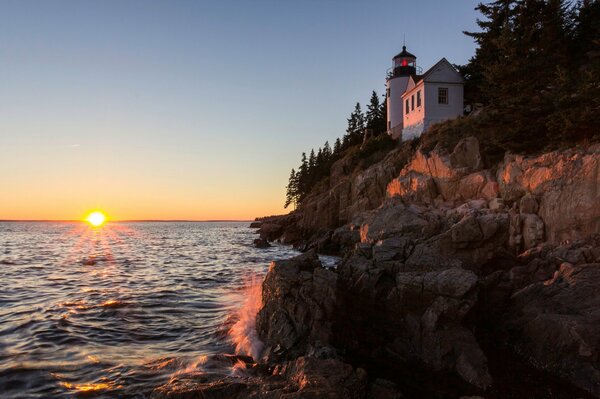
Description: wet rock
xmin=151 ymin=356 xmax=366 ymax=399
xmin=257 ymin=251 xmax=336 ymax=361
xmin=258 ymin=223 xmax=284 ymax=241
xmin=253 ymin=238 xmax=271 ymax=248
xmin=278 ymin=357 xmax=368 ymax=399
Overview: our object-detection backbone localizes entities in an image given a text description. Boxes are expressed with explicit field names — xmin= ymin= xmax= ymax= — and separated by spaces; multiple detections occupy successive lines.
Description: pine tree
xmin=333 ymin=138 xmax=342 ymax=154
xmin=344 ymin=102 xmax=365 ymax=148
xmin=463 ymin=0 xmax=516 ymax=104
xmin=322 ymin=141 xmax=332 ymax=161
xmin=378 ymin=96 xmax=387 ymax=135
xmin=297 ymin=152 xmax=309 ymax=201
xmin=284 ymin=168 xmax=297 ymax=209
xmin=366 ymin=90 xmax=381 ymax=130
xmin=308 ymin=149 xmax=317 ymax=186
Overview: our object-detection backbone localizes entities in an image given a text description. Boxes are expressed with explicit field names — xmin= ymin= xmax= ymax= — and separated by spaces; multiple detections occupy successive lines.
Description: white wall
xmin=423 ymin=82 xmax=463 ymax=124
xmin=402 ymin=82 xmax=424 ymax=129
xmin=386 ymin=76 xmax=410 ymax=132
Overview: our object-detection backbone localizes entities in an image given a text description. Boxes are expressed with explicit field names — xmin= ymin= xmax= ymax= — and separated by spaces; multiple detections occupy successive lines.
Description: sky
xmin=0 ymin=0 xmax=483 ymax=221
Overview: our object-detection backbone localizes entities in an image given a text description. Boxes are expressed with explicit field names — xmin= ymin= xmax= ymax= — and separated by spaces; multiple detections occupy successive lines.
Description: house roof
xmin=393 ymin=46 xmax=416 ymax=59
xmin=401 ymin=58 xmax=463 ymax=98
xmin=420 ymin=58 xmax=461 ymax=82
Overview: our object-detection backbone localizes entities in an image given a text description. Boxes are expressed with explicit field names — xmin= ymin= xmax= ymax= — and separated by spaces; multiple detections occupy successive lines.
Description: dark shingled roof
xmin=393 ymin=46 xmax=416 ymax=59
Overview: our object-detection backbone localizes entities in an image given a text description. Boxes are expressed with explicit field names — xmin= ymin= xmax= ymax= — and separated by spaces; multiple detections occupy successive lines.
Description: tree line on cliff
xmin=285 ymin=0 xmax=599 ymax=208
xmin=430 ymin=0 xmax=599 ymax=159
xmin=284 ymin=91 xmax=388 ymax=209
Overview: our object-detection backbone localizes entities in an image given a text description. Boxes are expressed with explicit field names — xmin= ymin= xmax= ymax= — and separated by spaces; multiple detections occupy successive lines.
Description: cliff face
xmin=255 ymin=138 xmax=600 ymax=398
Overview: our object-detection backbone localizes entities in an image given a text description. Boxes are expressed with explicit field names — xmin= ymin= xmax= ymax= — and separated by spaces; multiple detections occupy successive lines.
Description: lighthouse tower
xmin=386 ymin=46 xmax=417 ymax=139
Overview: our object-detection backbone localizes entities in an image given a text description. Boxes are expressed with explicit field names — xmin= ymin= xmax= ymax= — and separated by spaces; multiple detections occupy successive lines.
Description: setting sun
xmin=85 ymin=211 xmax=106 ymax=227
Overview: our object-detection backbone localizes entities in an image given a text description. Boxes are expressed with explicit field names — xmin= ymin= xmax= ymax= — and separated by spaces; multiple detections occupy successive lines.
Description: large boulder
xmin=505 ymin=262 xmax=600 ymax=396
xmin=497 ymin=146 xmax=600 ymax=243
xmin=387 ymin=138 xmax=498 ymax=204
xmin=256 ymin=251 xmax=337 ymax=361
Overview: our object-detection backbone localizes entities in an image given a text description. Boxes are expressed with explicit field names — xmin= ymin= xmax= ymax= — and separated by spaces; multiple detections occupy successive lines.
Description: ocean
xmin=0 ymin=221 xmax=332 ymax=398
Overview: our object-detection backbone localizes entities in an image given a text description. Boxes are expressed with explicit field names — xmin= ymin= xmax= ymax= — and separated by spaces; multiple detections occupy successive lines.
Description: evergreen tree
xmin=308 ymin=149 xmax=317 ymax=186
xmin=366 ymin=91 xmax=380 ymax=129
xmin=284 ymin=168 xmax=298 ymax=209
xmin=366 ymin=90 xmax=387 ymax=134
xmin=315 ymin=147 xmax=324 ymax=175
xmin=378 ymin=96 xmax=387 ymax=134
xmin=322 ymin=141 xmax=332 ymax=161
xmin=297 ymin=152 xmax=309 ymax=201
xmin=333 ymin=138 xmax=342 ymax=154
xmin=344 ymin=102 xmax=365 ymax=148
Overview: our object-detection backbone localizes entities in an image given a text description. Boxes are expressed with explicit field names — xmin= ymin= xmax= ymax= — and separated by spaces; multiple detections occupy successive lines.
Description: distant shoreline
xmin=0 ymin=219 xmax=253 ymax=223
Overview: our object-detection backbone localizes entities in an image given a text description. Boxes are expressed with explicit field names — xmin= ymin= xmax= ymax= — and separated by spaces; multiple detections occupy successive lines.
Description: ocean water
xmin=0 ymin=221 xmax=324 ymax=398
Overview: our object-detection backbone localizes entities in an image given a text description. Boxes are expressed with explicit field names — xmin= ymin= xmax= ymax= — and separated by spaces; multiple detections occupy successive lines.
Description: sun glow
xmin=85 ymin=211 xmax=106 ymax=227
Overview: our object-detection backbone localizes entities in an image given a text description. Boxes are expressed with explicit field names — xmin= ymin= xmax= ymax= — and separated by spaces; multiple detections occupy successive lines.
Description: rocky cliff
xmin=251 ymin=137 xmax=600 ymax=398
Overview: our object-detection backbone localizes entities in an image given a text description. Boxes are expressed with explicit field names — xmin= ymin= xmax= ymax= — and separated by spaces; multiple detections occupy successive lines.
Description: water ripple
xmin=0 ymin=221 xmax=300 ymax=398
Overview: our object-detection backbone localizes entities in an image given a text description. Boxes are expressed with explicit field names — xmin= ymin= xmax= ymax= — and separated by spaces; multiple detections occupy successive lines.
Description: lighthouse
xmin=386 ymin=46 xmax=418 ymax=140
xmin=386 ymin=45 xmax=464 ymax=141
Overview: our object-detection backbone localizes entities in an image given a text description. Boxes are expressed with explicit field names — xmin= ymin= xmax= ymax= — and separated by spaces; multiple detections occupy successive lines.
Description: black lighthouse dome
xmin=391 ymin=45 xmax=417 ymax=77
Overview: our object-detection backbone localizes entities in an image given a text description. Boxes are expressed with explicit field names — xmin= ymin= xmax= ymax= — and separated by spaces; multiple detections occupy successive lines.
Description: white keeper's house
xmin=386 ymin=46 xmax=464 ymax=140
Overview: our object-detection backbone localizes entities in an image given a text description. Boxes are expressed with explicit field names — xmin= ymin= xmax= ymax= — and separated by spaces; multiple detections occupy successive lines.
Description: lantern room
xmin=392 ymin=46 xmax=417 ymax=77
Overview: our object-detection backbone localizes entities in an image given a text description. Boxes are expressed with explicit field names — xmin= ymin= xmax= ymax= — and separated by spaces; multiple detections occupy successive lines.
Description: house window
xmin=438 ymin=87 xmax=448 ymax=104
xmin=405 ymin=99 xmax=409 ymax=114
xmin=417 ymin=90 xmax=421 ymax=107
xmin=411 ymin=95 xmax=414 ymax=111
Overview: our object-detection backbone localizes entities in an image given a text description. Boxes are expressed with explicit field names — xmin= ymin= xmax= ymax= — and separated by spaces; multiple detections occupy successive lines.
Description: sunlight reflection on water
xmin=0 ymin=221 xmax=306 ymax=398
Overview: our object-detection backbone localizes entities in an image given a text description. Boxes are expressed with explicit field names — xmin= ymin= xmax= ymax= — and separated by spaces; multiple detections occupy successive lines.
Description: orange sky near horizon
xmin=0 ymin=139 xmax=289 ymax=221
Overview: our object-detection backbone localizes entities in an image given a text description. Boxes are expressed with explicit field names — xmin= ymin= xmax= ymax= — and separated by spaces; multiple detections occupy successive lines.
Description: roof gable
xmin=422 ymin=58 xmax=463 ymax=83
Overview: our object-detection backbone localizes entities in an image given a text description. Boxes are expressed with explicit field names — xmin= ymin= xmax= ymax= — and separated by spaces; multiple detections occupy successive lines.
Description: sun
xmin=85 ymin=211 xmax=106 ymax=227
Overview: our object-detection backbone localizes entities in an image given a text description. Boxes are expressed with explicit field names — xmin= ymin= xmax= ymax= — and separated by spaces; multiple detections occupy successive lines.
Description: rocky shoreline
xmin=155 ymin=137 xmax=600 ymax=398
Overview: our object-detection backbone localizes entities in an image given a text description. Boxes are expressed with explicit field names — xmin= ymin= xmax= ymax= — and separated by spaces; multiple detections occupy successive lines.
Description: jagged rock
xmin=450 ymin=137 xmax=483 ymax=170
xmin=498 ymin=147 xmax=600 ymax=243
xmin=359 ymin=204 xmax=440 ymax=244
xmin=249 ymin=221 xmax=262 ymax=228
xmin=278 ymin=357 xmax=368 ymax=399
xmin=521 ymin=213 xmax=544 ymax=250
xmin=488 ymin=197 xmax=505 ymax=211
xmin=372 ymin=236 xmax=412 ymax=262
xmin=386 ymin=171 xmax=438 ymax=204
xmin=451 ymin=216 xmax=483 ymax=248
xmin=151 ymin=356 xmax=366 ymax=399
xmin=253 ymin=238 xmax=271 ymax=248
xmin=519 ymin=193 xmax=538 ymax=214
xmin=258 ymin=223 xmax=284 ymax=241
xmin=506 ymin=262 xmax=600 ymax=396
xmin=257 ymin=251 xmax=336 ymax=361
xmin=253 ymin=139 xmax=600 ymax=398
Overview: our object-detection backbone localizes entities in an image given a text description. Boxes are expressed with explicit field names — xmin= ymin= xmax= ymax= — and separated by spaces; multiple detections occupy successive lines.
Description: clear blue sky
xmin=0 ymin=0 xmax=483 ymax=220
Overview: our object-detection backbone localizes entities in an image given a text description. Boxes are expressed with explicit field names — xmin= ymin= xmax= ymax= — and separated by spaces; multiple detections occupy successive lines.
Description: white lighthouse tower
xmin=386 ymin=46 xmax=418 ymax=139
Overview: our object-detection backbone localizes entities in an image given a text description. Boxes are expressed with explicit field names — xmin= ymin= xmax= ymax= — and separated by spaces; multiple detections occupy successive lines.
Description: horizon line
xmin=0 ymin=219 xmax=254 ymax=223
